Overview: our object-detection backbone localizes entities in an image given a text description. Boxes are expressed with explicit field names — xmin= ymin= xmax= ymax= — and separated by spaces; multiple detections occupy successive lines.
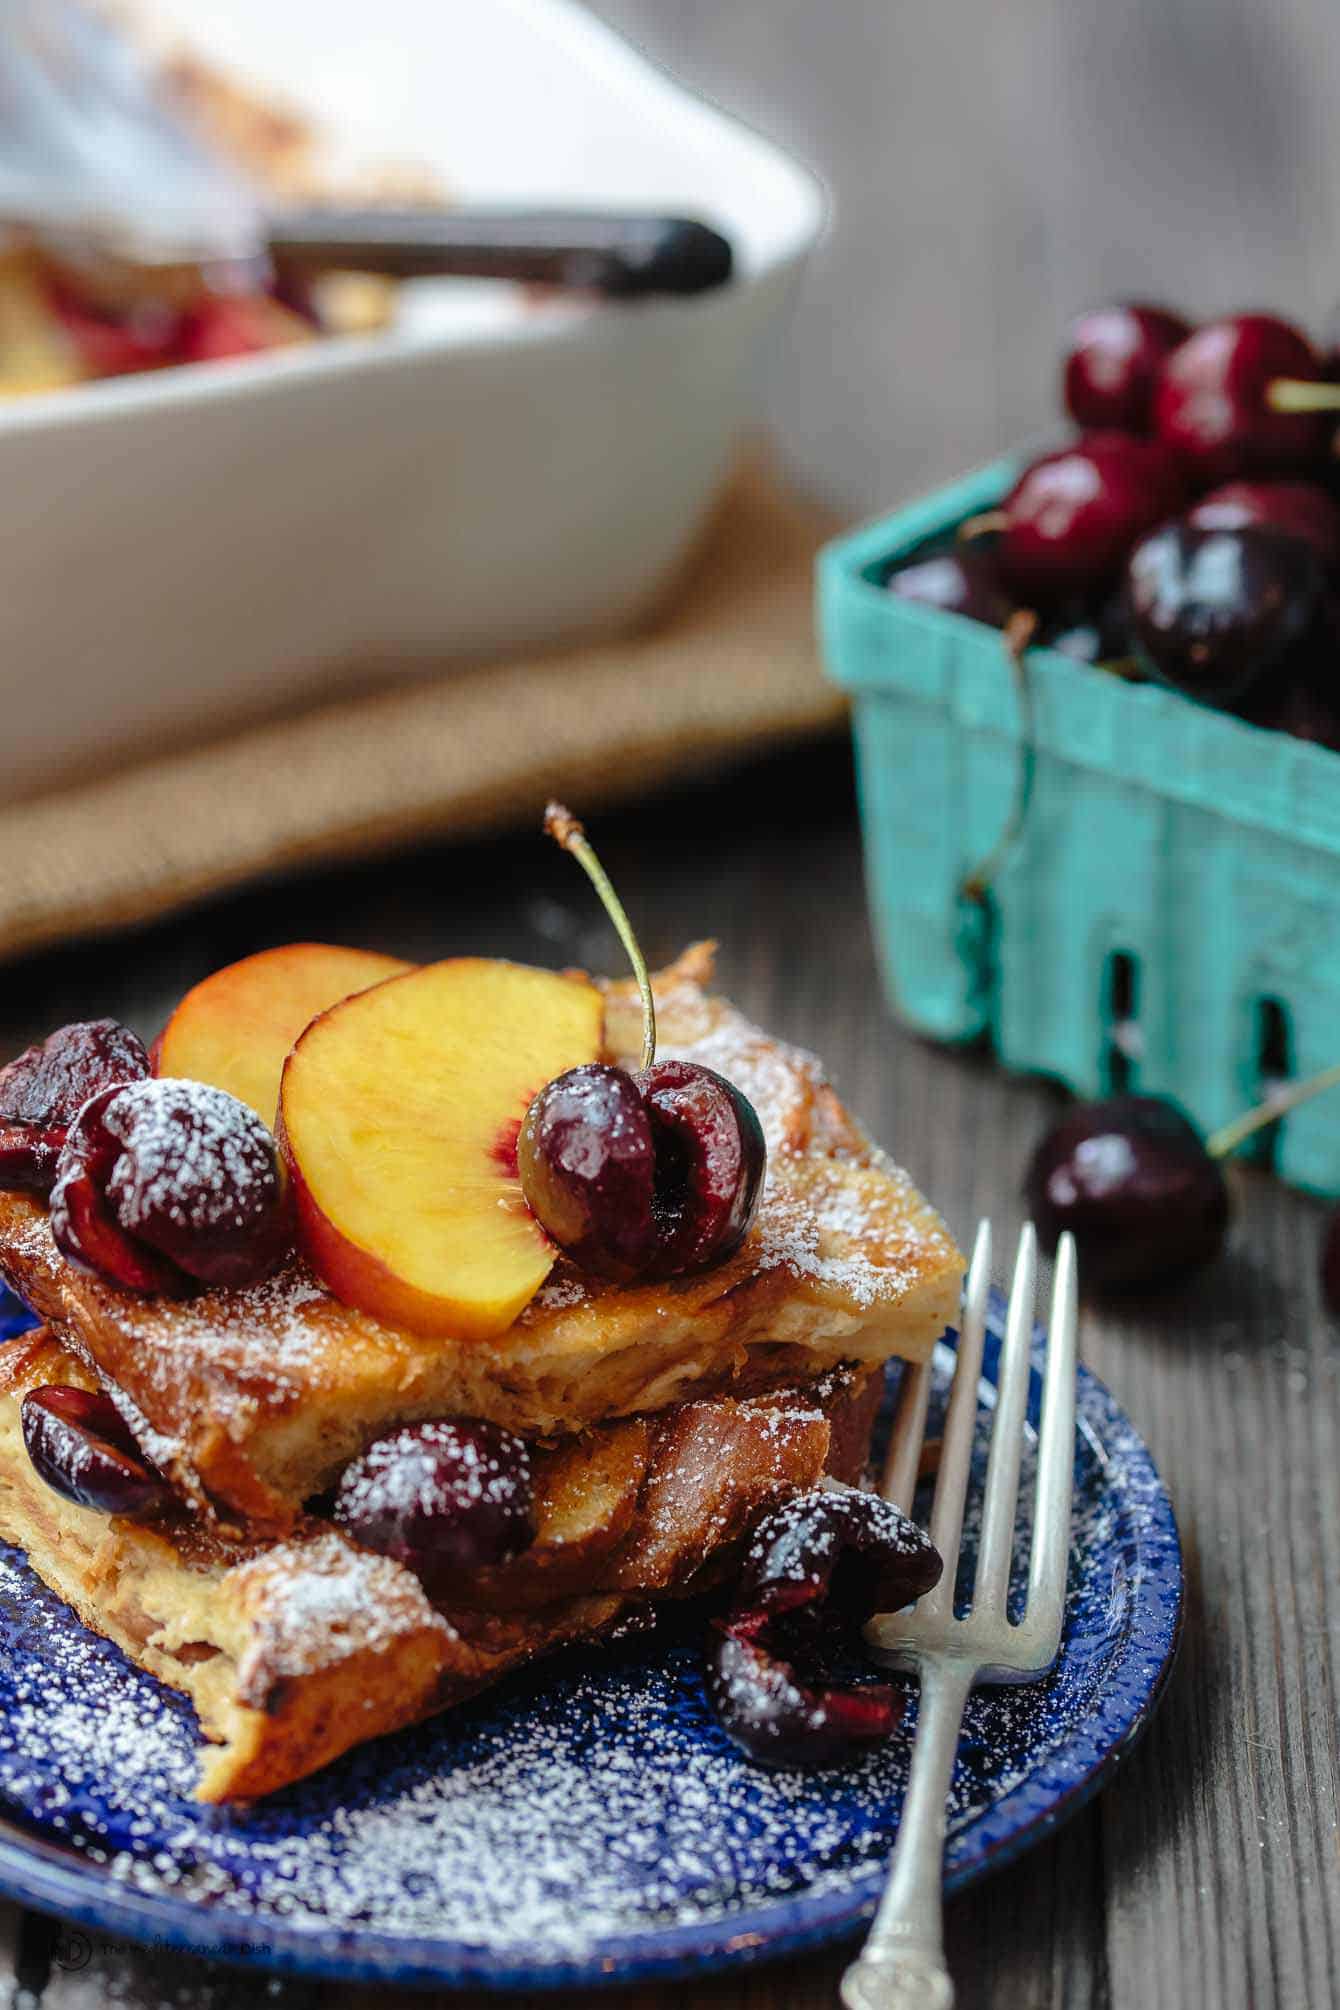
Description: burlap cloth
xmin=0 ymin=458 xmax=843 ymax=966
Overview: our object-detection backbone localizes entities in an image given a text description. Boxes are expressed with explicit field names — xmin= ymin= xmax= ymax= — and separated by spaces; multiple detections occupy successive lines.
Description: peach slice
xmin=153 ymin=943 xmax=413 ymax=1126
xmin=278 ymin=959 xmax=604 ymax=1339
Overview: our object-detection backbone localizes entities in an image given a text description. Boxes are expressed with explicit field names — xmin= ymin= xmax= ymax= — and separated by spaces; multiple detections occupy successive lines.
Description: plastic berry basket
xmin=817 ymin=452 xmax=1340 ymax=1197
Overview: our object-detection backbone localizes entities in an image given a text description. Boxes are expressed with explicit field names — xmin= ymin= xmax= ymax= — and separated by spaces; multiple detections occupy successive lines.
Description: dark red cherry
xmin=1125 ymin=522 xmax=1322 ymax=706
xmin=996 ymin=434 xmax=1186 ymax=606
xmin=1264 ymin=677 xmax=1340 ymax=751
xmin=1322 ymin=1210 xmax=1340 ymax=1315
xmin=885 ymin=550 xmax=1012 ymax=627
xmin=0 ymin=1020 xmax=149 ymax=1195
xmin=1154 ymin=314 xmax=1328 ymax=482
xmin=21 ymin=1384 xmax=171 ymax=1517
xmin=1063 ymin=303 xmax=1192 ymax=433
xmin=706 ymin=1621 xmax=903 ymax=1768
xmin=737 ymin=1488 xmax=943 ymax=1621
xmin=51 ymin=1078 xmax=292 ymax=1294
xmin=516 ymin=1064 xmax=657 ymax=1280
xmin=520 ymin=1060 xmax=766 ymax=1281
xmin=1024 ymin=1094 xmax=1229 ymax=1290
xmin=333 ymin=1419 xmax=534 ymax=1591
xmin=1039 ymin=592 xmax=1132 ymax=665
xmin=525 ymin=803 xmax=766 ymax=1283
xmin=637 ymin=1060 xmax=766 ymax=1275
xmin=1187 ymin=480 xmax=1340 ymax=574
xmin=706 ymin=1489 xmax=943 ymax=1768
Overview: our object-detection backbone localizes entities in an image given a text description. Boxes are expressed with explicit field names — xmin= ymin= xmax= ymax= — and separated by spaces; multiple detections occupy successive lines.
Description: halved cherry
xmin=0 ymin=1019 xmax=149 ymax=1195
xmin=706 ymin=1490 xmax=943 ymax=1768
xmin=519 ymin=807 xmax=767 ymax=1282
xmin=21 ymin=1385 xmax=172 ymax=1517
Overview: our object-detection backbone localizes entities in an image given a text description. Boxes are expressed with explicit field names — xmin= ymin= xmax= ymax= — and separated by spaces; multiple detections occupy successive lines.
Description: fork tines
xmin=868 ymin=1220 xmax=1078 ymax=1677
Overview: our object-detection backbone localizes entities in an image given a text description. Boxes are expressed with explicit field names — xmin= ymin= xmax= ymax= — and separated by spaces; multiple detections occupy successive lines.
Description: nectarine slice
xmin=154 ymin=943 xmax=413 ymax=1126
xmin=279 ymin=958 xmax=604 ymax=1339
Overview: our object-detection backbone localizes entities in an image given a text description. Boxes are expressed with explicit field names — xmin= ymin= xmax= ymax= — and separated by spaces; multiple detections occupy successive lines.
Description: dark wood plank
xmin=0 ymin=743 xmax=1331 ymax=2008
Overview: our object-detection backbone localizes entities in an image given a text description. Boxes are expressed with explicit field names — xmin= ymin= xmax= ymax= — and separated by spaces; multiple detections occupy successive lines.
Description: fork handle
xmin=840 ymin=1660 xmax=975 ymax=2010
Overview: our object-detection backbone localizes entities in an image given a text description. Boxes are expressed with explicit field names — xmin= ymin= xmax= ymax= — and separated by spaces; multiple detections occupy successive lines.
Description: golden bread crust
xmin=0 ymin=949 xmax=961 ymax=1529
xmin=0 ymin=1328 xmax=882 ymax=1799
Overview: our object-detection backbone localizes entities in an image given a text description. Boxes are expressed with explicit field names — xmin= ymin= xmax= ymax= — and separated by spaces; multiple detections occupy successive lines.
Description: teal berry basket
xmin=818 ymin=453 xmax=1340 ymax=1198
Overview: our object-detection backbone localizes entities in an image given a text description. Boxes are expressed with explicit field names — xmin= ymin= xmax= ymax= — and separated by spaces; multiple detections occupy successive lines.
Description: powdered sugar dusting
xmin=232 ymin=1532 xmax=453 ymax=1688
xmin=0 ymin=1330 xmax=1181 ymax=1980
xmin=533 ymin=994 xmax=958 ymax=1320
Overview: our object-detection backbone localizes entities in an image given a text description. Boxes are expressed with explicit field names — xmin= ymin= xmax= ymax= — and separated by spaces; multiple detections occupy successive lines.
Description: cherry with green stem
xmin=1026 ymin=1060 xmax=1340 ymax=1292
xmin=518 ymin=803 xmax=765 ymax=1281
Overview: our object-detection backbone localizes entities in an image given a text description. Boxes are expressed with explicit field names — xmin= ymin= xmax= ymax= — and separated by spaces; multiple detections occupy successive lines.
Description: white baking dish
xmin=0 ymin=0 xmax=823 ymax=795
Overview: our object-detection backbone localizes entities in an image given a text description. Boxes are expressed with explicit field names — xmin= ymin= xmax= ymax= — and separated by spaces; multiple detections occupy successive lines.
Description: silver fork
xmin=840 ymin=1220 xmax=1079 ymax=2010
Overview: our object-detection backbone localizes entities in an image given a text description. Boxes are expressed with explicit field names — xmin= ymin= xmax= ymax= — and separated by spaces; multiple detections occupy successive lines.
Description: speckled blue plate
xmin=0 ymin=1287 xmax=1179 ymax=1993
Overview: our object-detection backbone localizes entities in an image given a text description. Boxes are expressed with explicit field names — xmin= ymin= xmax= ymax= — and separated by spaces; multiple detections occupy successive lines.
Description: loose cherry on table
xmin=1123 ymin=521 xmax=1322 ymax=707
xmin=21 ymin=1384 xmax=171 ymax=1518
xmin=1026 ymin=1064 xmax=1340 ymax=1291
xmin=1153 ymin=313 xmax=1332 ymax=483
xmin=706 ymin=1489 xmax=943 ymax=1767
xmin=518 ymin=806 xmax=766 ymax=1282
xmin=1062 ymin=303 xmax=1192 ymax=433
xmin=1322 ymin=1211 xmax=1340 ymax=1315
xmin=333 ymin=1418 xmax=534 ymax=1592
xmin=0 ymin=1019 xmax=150 ymax=1195
xmin=984 ymin=433 xmax=1187 ymax=607
xmin=50 ymin=1077 xmax=293 ymax=1294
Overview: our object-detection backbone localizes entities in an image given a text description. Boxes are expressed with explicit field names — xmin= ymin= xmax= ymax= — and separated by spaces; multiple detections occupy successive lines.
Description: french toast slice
xmin=0 ymin=947 xmax=962 ymax=1531
xmin=0 ymin=1327 xmax=883 ymax=1799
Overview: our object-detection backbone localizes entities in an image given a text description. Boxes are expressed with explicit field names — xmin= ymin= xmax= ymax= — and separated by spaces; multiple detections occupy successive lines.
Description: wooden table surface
xmin=0 ymin=741 xmax=1334 ymax=2010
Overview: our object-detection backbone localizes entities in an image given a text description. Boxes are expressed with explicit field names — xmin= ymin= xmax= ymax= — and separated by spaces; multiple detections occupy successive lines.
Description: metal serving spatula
xmin=0 ymin=0 xmax=734 ymax=295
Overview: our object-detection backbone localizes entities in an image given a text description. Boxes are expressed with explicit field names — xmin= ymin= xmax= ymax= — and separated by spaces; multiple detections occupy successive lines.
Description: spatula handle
xmin=267 ymin=208 xmax=733 ymax=297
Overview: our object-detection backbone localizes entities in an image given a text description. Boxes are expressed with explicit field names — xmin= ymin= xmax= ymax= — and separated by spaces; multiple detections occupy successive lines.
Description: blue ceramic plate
xmin=0 ymin=1289 xmax=1179 ymax=1993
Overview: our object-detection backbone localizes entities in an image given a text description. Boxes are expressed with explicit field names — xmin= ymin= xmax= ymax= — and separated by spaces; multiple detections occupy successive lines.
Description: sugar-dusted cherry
xmin=1063 ymin=303 xmax=1191 ymax=433
xmin=333 ymin=1418 xmax=534 ymax=1591
xmin=51 ymin=1078 xmax=292 ymax=1294
xmin=993 ymin=433 xmax=1186 ymax=607
xmin=706 ymin=1489 xmax=943 ymax=1767
xmin=737 ymin=1487 xmax=944 ymax=1621
xmin=885 ymin=549 xmax=1012 ymax=627
xmin=21 ymin=1384 xmax=172 ymax=1517
xmin=1124 ymin=521 xmax=1322 ymax=707
xmin=518 ymin=806 xmax=766 ymax=1281
xmin=1154 ymin=314 xmax=1329 ymax=482
xmin=0 ymin=1019 xmax=150 ymax=1195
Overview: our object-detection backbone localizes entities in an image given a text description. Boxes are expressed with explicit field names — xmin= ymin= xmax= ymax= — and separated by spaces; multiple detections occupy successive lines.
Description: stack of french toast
xmin=0 ymin=922 xmax=961 ymax=1801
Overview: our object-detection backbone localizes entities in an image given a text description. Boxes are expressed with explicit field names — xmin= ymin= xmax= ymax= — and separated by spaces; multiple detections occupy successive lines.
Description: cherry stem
xmin=1205 ymin=1059 xmax=1340 ymax=1160
xmin=958 ymin=509 xmax=1008 ymax=544
xmin=544 ymin=802 xmax=656 ymax=1071
xmin=960 ymin=608 xmax=1038 ymax=904
xmin=1266 ymin=377 xmax=1340 ymax=414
